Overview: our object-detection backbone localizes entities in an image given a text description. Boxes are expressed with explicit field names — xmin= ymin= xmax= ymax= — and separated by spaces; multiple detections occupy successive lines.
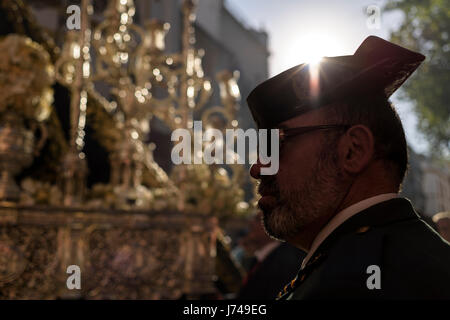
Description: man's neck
xmin=288 ymin=212 xmax=335 ymax=252
xmin=335 ymin=185 xmax=397 ymax=216
xmin=299 ymin=193 xmax=398 ymax=268
xmin=288 ymin=188 xmax=398 ymax=252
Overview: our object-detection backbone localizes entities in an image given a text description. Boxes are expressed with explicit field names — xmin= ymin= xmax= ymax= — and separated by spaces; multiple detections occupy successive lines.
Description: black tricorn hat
xmin=246 ymin=36 xmax=425 ymax=129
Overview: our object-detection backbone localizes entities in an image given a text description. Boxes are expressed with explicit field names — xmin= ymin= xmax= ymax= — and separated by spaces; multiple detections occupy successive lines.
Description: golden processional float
xmin=0 ymin=0 xmax=255 ymax=299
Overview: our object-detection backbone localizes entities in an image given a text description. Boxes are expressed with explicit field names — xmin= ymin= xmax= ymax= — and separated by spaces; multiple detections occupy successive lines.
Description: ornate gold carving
xmin=0 ymin=206 xmax=217 ymax=299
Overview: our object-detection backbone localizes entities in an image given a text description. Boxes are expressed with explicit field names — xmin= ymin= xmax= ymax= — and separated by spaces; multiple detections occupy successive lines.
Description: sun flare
xmin=285 ymin=32 xmax=345 ymax=66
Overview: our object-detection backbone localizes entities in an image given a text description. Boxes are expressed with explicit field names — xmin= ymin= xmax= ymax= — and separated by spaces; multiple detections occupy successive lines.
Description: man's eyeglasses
xmin=258 ymin=124 xmax=351 ymax=157
xmin=279 ymin=124 xmax=352 ymax=146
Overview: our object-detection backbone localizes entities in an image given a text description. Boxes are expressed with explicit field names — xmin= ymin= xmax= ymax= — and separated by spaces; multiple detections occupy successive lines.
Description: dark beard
xmin=258 ymin=142 xmax=348 ymax=241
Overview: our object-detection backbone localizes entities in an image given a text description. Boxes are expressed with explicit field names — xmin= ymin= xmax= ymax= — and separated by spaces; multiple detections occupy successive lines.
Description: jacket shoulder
xmin=290 ymin=215 xmax=450 ymax=299
xmin=379 ymin=218 xmax=450 ymax=298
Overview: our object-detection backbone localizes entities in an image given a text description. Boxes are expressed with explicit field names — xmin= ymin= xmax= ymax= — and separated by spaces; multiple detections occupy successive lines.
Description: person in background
xmin=236 ymin=212 xmax=305 ymax=299
xmin=433 ymin=212 xmax=450 ymax=243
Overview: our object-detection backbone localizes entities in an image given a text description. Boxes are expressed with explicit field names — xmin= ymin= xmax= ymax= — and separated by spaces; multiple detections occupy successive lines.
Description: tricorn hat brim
xmin=246 ymin=36 xmax=425 ymax=129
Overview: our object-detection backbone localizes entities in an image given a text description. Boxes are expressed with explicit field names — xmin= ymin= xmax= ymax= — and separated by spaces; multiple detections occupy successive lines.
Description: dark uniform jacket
xmin=278 ymin=198 xmax=450 ymax=300
xmin=237 ymin=243 xmax=305 ymax=299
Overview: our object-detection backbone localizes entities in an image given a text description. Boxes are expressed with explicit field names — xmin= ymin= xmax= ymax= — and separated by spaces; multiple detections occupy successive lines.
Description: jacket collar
xmin=278 ymin=197 xmax=421 ymax=300
xmin=313 ymin=197 xmax=420 ymax=257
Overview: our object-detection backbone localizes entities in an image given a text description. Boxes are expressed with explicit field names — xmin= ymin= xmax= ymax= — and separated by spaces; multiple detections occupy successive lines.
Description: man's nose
xmin=250 ymin=159 xmax=262 ymax=180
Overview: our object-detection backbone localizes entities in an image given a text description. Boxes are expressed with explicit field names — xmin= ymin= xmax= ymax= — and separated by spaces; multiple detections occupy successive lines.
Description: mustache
xmin=257 ymin=176 xmax=280 ymax=197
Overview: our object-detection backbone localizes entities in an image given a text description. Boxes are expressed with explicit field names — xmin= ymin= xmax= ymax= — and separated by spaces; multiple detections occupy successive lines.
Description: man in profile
xmin=247 ymin=36 xmax=450 ymax=299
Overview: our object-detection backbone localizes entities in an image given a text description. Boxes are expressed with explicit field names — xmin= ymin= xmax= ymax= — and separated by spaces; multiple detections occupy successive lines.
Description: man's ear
xmin=338 ymin=125 xmax=375 ymax=174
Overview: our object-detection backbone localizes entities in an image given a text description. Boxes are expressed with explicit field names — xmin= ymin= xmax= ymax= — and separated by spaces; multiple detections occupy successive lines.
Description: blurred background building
xmin=402 ymin=148 xmax=450 ymax=222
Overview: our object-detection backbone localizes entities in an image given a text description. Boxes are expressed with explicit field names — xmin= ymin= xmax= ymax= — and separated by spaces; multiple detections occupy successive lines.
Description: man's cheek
xmin=278 ymin=172 xmax=301 ymax=190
